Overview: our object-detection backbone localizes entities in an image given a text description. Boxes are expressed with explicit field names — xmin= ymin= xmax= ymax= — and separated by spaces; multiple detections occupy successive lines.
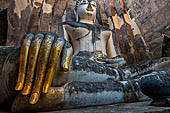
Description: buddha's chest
xmin=65 ymin=25 xmax=109 ymax=55
xmin=76 ymin=31 xmax=106 ymax=52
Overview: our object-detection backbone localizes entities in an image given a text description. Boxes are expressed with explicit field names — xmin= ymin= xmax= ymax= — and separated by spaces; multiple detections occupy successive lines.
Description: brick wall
xmin=128 ymin=0 xmax=170 ymax=59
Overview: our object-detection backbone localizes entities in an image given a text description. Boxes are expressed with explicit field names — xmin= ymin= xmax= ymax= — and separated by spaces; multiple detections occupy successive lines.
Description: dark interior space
xmin=0 ymin=9 xmax=8 ymax=46
xmin=162 ymin=36 xmax=170 ymax=57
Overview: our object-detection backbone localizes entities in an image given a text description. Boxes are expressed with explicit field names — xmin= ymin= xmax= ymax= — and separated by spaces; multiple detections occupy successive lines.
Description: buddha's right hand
xmin=15 ymin=31 xmax=73 ymax=104
xmin=97 ymin=55 xmax=126 ymax=68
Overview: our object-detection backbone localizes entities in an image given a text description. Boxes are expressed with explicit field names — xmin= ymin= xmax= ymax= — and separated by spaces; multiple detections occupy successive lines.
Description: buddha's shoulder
xmin=62 ymin=21 xmax=111 ymax=31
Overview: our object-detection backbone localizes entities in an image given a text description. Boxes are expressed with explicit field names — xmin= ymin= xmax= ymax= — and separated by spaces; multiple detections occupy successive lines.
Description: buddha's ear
xmin=74 ymin=0 xmax=81 ymax=22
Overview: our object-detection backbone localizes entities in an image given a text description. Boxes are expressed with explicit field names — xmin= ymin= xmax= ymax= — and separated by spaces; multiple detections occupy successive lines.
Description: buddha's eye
xmin=91 ymin=4 xmax=97 ymax=8
xmin=80 ymin=3 xmax=88 ymax=5
xmin=80 ymin=2 xmax=88 ymax=5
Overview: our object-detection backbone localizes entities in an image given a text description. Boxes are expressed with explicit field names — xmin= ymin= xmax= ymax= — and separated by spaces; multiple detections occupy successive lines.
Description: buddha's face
xmin=76 ymin=0 xmax=97 ymax=23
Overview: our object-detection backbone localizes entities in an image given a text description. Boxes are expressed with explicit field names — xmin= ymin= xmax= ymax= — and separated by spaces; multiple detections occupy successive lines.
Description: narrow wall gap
xmin=0 ymin=9 xmax=8 ymax=46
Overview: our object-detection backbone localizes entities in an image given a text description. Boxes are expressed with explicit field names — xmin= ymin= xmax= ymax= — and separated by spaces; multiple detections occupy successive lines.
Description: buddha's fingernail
xmin=29 ymin=93 xmax=40 ymax=104
xmin=97 ymin=57 xmax=102 ymax=61
xmin=42 ymin=84 xmax=50 ymax=93
xmin=15 ymin=82 xmax=23 ymax=91
xmin=63 ymin=63 xmax=69 ymax=72
xmin=22 ymin=84 xmax=31 ymax=95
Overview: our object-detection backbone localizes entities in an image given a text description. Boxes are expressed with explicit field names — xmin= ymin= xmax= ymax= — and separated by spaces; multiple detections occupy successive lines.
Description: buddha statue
xmin=14 ymin=0 xmax=126 ymax=105
xmin=61 ymin=0 xmax=126 ymax=65
xmin=0 ymin=0 xmax=170 ymax=112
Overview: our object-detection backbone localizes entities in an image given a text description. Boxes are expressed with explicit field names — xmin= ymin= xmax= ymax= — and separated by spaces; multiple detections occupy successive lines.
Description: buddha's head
xmin=75 ymin=0 xmax=97 ymax=24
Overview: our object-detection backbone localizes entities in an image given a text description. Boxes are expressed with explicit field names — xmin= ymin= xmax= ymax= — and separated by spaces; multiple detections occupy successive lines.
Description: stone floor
xmin=39 ymin=101 xmax=170 ymax=113
xmin=1 ymin=101 xmax=170 ymax=113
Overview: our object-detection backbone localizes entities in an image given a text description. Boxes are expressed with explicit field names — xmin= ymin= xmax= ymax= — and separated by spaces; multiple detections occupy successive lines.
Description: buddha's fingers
xmin=42 ymin=35 xmax=65 ymax=93
xmin=15 ymin=33 xmax=34 ymax=91
xmin=97 ymin=56 xmax=125 ymax=63
xmin=22 ymin=33 xmax=44 ymax=95
xmin=97 ymin=56 xmax=126 ymax=67
xmin=61 ymin=41 xmax=73 ymax=72
xmin=29 ymin=34 xmax=54 ymax=104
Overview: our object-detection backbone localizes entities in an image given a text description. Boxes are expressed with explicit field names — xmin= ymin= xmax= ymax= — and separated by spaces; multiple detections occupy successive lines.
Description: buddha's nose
xmin=87 ymin=4 xmax=93 ymax=11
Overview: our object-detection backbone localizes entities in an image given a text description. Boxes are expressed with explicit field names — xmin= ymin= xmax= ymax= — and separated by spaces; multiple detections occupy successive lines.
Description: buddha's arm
xmin=62 ymin=25 xmax=70 ymax=41
xmin=97 ymin=31 xmax=126 ymax=67
xmin=106 ymin=31 xmax=118 ymax=58
xmin=60 ymin=25 xmax=73 ymax=71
